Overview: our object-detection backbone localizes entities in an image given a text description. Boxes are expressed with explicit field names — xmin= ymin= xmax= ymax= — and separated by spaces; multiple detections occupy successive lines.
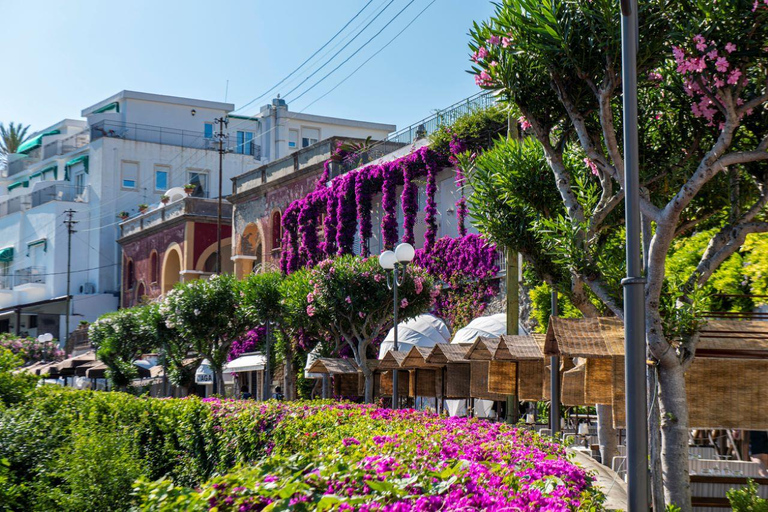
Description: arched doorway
xmin=162 ymin=248 xmax=182 ymax=294
xmin=198 ymin=240 xmax=234 ymax=274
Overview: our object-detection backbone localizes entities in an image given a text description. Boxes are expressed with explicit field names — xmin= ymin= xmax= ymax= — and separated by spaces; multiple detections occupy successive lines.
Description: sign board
xmin=195 ymin=359 xmax=214 ymax=385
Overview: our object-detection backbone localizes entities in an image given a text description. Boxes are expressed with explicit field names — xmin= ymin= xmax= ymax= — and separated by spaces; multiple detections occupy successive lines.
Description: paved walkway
xmin=568 ymin=449 xmax=628 ymax=511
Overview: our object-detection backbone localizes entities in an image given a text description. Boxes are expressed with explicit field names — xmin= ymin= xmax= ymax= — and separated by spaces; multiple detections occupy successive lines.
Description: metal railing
xmin=339 ymin=91 xmax=496 ymax=173
xmin=0 ymin=184 xmax=86 ymax=217
xmin=0 ymin=274 xmax=12 ymax=290
xmin=15 ymin=266 xmax=46 ymax=286
xmin=120 ymin=197 xmax=232 ymax=238
xmin=7 ymin=156 xmax=34 ymax=176
xmin=42 ymin=130 xmax=90 ymax=159
xmin=91 ymin=120 xmax=261 ymax=158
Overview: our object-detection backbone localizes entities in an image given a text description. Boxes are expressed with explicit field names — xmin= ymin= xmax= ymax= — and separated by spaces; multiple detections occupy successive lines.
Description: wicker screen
xmin=488 ymin=361 xmax=516 ymax=395
xmin=415 ymin=369 xmax=438 ymax=397
xmin=445 ymin=364 xmax=471 ymax=398
xmin=379 ymin=370 xmax=410 ymax=395
xmin=470 ymin=361 xmax=508 ymax=400
xmin=561 ymin=362 xmax=586 ymax=406
xmin=334 ymin=374 xmax=360 ymax=397
xmin=612 ymin=356 xmax=626 ymax=428
xmin=518 ymin=360 xmax=545 ymax=401
xmin=585 ymin=357 xmax=615 ymax=405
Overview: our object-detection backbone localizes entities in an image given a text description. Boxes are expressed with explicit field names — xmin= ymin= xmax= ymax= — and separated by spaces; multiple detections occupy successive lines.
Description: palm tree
xmin=0 ymin=122 xmax=31 ymax=156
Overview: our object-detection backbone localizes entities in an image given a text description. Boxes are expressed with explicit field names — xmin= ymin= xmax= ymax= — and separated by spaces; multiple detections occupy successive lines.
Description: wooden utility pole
xmin=505 ymin=111 xmax=520 ymax=423
xmin=63 ymin=209 xmax=78 ymax=351
xmin=214 ymin=117 xmax=228 ymax=274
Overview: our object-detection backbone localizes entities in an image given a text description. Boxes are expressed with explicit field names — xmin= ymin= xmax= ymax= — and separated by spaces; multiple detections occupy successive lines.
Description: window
xmin=154 ymin=165 xmax=170 ymax=191
xmin=150 ymin=251 xmax=158 ymax=283
xmin=187 ymin=170 xmax=208 ymax=198
xmin=28 ymin=241 xmax=46 ymax=268
xmin=74 ymin=172 xmax=86 ymax=196
xmin=126 ymin=259 xmax=135 ymax=289
xmin=272 ymin=211 xmax=282 ymax=249
xmin=121 ymin=161 xmax=139 ymax=189
xmin=236 ymin=131 xmax=254 ymax=155
xmin=204 ymin=123 xmax=214 ymax=139
xmin=301 ymin=127 xmax=320 ymax=148
xmin=288 ymin=129 xmax=299 ymax=149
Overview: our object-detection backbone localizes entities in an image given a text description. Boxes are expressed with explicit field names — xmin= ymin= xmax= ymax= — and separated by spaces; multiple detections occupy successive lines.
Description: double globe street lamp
xmin=379 ymin=242 xmax=415 ymax=409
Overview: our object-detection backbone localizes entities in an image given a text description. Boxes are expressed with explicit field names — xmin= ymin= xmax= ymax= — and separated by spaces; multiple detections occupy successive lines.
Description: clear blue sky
xmin=0 ymin=0 xmax=495 ymax=134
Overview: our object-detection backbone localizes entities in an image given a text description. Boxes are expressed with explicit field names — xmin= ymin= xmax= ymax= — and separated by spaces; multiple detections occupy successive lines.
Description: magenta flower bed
xmin=136 ymin=402 xmax=604 ymax=511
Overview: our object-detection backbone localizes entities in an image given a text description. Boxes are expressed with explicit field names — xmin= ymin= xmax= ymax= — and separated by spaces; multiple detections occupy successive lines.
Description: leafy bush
xmin=0 ymin=333 xmax=65 ymax=364
xmin=0 ymin=347 xmax=39 ymax=409
xmin=727 ymin=479 xmax=768 ymax=512
xmin=430 ymin=104 xmax=509 ymax=156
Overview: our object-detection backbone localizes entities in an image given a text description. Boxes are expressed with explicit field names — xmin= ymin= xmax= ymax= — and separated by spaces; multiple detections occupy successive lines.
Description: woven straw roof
xmin=426 ymin=344 xmax=472 ymax=364
xmin=465 ymin=336 xmax=500 ymax=360
xmin=306 ymin=357 xmax=376 ymax=375
xmin=545 ymin=317 xmax=624 ymax=358
xmin=378 ymin=350 xmax=409 ymax=370
xmin=401 ymin=346 xmax=441 ymax=369
xmin=494 ymin=334 xmax=546 ymax=360
xmin=697 ymin=319 xmax=768 ymax=355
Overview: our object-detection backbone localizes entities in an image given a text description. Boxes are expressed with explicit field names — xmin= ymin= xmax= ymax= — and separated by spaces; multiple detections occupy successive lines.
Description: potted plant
xmin=118 ymin=211 xmax=129 ymax=220
xmin=183 ymin=184 xmax=196 ymax=195
xmin=138 ymin=203 xmax=149 ymax=213
xmin=160 ymin=195 xmax=170 ymax=205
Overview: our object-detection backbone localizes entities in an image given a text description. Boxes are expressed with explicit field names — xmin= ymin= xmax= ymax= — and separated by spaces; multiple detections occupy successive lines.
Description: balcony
xmin=15 ymin=266 xmax=46 ymax=286
xmin=42 ymin=130 xmax=90 ymax=159
xmin=0 ymin=274 xmax=12 ymax=290
xmin=90 ymin=120 xmax=261 ymax=158
xmin=119 ymin=197 xmax=232 ymax=239
xmin=0 ymin=184 xmax=87 ymax=216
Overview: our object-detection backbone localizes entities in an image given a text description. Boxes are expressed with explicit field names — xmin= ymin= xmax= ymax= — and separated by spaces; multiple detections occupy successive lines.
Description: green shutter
xmin=0 ymin=247 xmax=13 ymax=263
xmin=64 ymin=155 xmax=89 ymax=181
xmin=92 ymin=102 xmax=119 ymax=114
xmin=39 ymin=164 xmax=58 ymax=180
xmin=27 ymin=239 xmax=47 ymax=254
xmin=8 ymin=180 xmax=29 ymax=191
xmin=17 ymin=129 xmax=61 ymax=154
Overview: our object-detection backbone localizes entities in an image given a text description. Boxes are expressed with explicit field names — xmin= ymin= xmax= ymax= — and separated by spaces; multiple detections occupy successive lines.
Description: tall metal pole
xmin=263 ymin=319 xmax=271 ymax=400
xmin=63 ymin=209 xmax=78 ymax=352
xmin=214 ymin=117 xmax=227 ymax=274
xmin=620 ymin=0 xmax=649 ymax=509
xmin=391 ymin=264 xmax=400 ymax=409
xmin=550 ymin=291 xmax=560 ymax=437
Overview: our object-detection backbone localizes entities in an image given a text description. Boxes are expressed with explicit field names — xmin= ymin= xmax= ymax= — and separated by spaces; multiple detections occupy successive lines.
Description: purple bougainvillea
xmin=336 ymin=171 xmax=358 ymax=255
xmin=322 ymin=188 xmax=338 ymax=257
xmin=298 ymin=199 xmax=320 ymax=266
xmin=228 ymin=325 xmax=267 ymax=361
xmin=422 ymin=151 xmax=440 ymax=253
xmin=355 ymin=174 xmax=373 ymax=256
xmin=381 ymin=163 xmax=399 ymax=250
xmin=401 ymin=156 xmax=419 ymax=245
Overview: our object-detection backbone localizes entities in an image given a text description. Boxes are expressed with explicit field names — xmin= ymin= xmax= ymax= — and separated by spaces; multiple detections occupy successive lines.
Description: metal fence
xmin=338 ymin=91 xmax=496 ymax=173
xmin=15 ymin=266 xmax=46 ymax=286
xmin=91 ymin=120 xmax=261 ymax=158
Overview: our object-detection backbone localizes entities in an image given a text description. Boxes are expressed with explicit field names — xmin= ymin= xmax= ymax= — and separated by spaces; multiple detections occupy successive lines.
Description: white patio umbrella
xmin=451 ymin=313 xmax=529 ymax=344
xmin=378 ymin=314 xmax=450 ymax=358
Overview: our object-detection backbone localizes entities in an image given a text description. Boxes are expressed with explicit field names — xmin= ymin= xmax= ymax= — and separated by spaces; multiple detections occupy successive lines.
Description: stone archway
xmin=237 ymin=223 xmax=264 ymax=276
xmin=196 ymin=238 xmax=233 ymax=274
xmin=161 ymin=245 xmax=183 ymax=294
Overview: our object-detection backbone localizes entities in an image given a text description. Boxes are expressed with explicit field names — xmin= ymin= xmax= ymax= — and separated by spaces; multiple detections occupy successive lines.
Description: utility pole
xmin=505 ymin=111 xmax=520 ymax=423
xmin=214 ymin=117 xmax=228 ymax=274
xmin=620 ymin=0 xmax=649 ymax=510
xmin=63 ymin=209 xmax=78 ymax=352
xmin=550 ymin=291 xmax=560 ymax=437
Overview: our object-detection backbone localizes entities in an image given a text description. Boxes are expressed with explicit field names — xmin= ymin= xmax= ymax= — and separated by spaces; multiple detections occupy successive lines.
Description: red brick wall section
xmin=194 ymin=222 xmax=232 ymax=264
xmin=121 ymin=223 xmax=185 ymax=308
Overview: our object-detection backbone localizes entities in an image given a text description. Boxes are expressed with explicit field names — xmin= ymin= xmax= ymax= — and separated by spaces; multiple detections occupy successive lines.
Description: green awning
xmin=17 ymin=129 xmax=61 ymax=154
xmin=29 ymin=171 xmax=42 ymax=180
xmin=92 ymin=102 xmax=119 ymax=114
xmin=27 ymin=239 xmax=47 ymax=253
xmin=8 ymin=180 xmax=29 ymax=191
xmin=64 ymin=155 xmax=88 ymax=181
xmin=0 ymin=247 xmax=14 ymax=263
xmin=40 ymin=164 xmax=58 ymax=180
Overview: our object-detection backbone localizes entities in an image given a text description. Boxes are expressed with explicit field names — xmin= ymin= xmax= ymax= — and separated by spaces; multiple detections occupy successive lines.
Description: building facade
xmin=2 ymin=90 xmax=394 ymax=341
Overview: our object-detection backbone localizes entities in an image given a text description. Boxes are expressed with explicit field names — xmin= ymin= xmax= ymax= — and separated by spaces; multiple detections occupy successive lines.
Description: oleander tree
xmin=161 ymin=274 xmax=249 ymax=394
xmin=304 ymin=256 xmax=435 ymax=402
xmin=469 ymin=0 xmax=768 ymax=508
xmin=90 ymin=307 xmax=156 ymax=388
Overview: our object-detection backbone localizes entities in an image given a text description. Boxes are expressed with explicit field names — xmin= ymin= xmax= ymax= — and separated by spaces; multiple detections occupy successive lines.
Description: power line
xmin=300 ymin=0 xmax=439 ymax=112
xmin=231 ymin=0 xmax=378 ymax=115
xmin=281 ymin=0 xmax=398 ymax=100
xmin=288 ymin=0 xmax=417 ymax=103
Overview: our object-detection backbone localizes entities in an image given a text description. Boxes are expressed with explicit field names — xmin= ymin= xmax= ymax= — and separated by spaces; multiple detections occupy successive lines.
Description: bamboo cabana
xmin=306 ymin=357 xmax=380 ymax=398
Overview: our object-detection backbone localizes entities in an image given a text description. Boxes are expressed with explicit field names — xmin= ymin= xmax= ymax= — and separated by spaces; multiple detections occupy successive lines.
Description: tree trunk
xmin=284 ymin=343 xmax=295 ymax=400
xmin=214 ymin=369 xmax=224 ymax=397
xmin=361 ymin=365 xmax=373 ymax=403
xmin=596 ymin=404 xmax=618 ymax=467
xmin=658 ymin=361 xmax=692 ymax=511
xmin=649 ymin=363 xmax=666 ymax=512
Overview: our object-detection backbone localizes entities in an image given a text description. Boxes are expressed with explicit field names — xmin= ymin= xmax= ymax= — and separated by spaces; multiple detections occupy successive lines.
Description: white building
xmin=0 ymin=90 xmax=394 ymax=345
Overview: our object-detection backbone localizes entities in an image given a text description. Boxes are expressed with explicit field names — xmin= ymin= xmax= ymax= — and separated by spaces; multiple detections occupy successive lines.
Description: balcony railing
xmin=0 ymin=274 xmax=12 ymax=290
xmin=91 ymin=120 xmax=261 ymax=158
xmin=120 ymin=197 xmax=232 ymax=238
xmin=339 ymin=91 xmax=496 ymax=173
xmin=15 ymin=266 xmax=46 ymax=286
xmin=7 ymin=155 xmax=34 ymax=176
xmin=42 ymin=130 xmax=90 ymax=159
xmin=0 ymin=184 xmax=86 ymax=216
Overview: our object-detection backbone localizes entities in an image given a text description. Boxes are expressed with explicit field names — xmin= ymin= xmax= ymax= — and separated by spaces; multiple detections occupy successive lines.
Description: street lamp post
xmin=379 ymin=243 xmax=415 ymax=409
xmin=620 ymin=0 xmax=649 ymax=510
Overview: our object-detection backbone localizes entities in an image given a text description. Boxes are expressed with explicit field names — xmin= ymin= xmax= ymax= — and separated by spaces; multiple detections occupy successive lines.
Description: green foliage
xmin=0 ymin=347 xmax=39 ymax=409
xmin=742 ymin=234 xmax=768 ymax=305
xmin=727 ymin=479 xmax=768 ymax=512
xmin=430 ymin=104 xmax=509 ymax=155
xmin=161 ymin=274 xmax=249 ymax=377
xmin=529 ymin=283 xmax=583 ymax=333
xmin=0 ymin=333 xmax=65 ymax=364
xmin=240 ymin=271 xmax=284 ymax=325
xmin=90 ymin=307 xmax=157 ymax=388
xmin=0 ymin=122 xmax=31 ymax=156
